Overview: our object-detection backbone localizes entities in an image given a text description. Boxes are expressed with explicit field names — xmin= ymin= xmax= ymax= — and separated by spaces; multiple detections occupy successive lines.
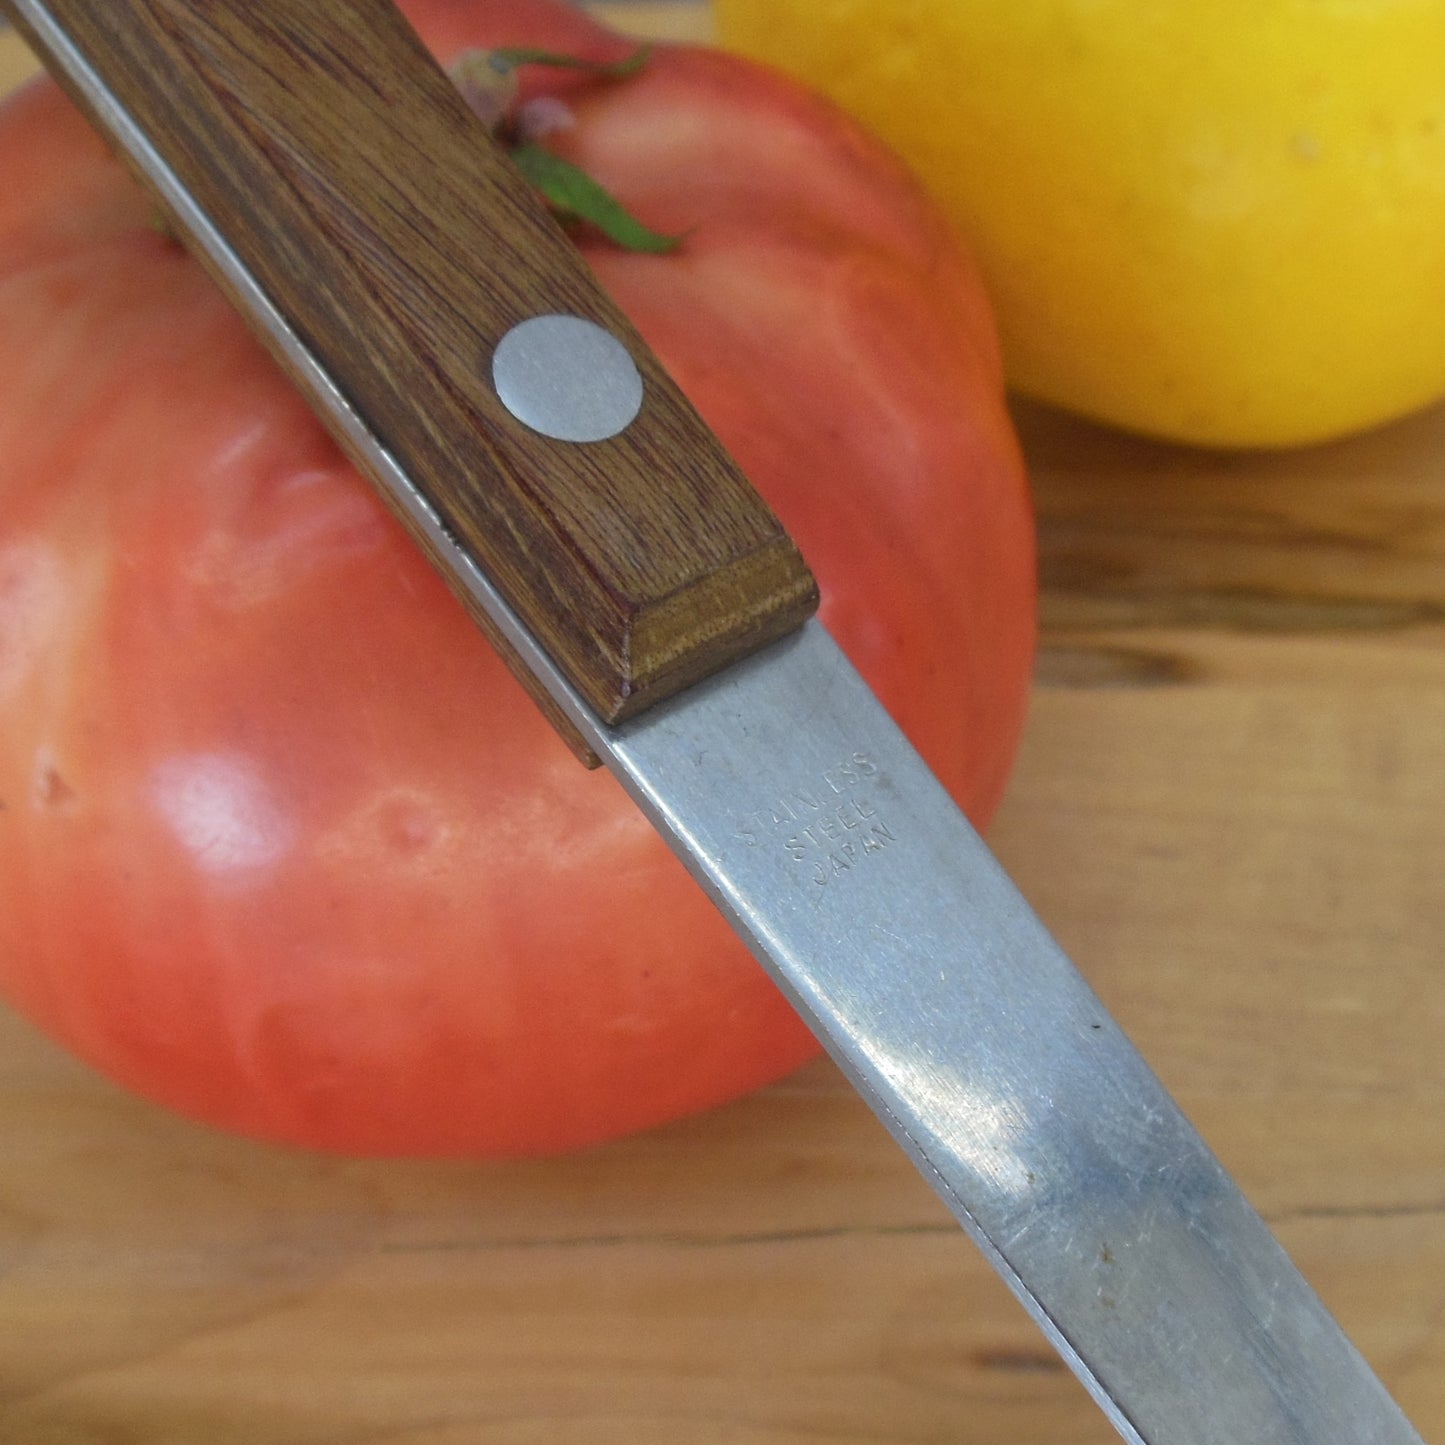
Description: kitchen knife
xmin=1 ymin=2 xmax=1428 ymax=1441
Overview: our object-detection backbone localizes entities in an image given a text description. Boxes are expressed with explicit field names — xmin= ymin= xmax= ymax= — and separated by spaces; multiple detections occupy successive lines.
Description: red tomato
xmin=0 ymin=0 xmax=1035 ymax=1156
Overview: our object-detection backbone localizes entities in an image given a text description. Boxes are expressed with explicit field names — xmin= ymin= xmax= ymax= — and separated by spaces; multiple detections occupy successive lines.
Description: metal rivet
xmin=491 ymin=314 xmax=644 ymax=443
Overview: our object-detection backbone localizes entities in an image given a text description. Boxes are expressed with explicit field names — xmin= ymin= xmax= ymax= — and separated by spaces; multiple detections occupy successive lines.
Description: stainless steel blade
xmin=11 ymin=3 xmax=1427 ymax=1439
xmin=605 ymin=621 xmax=1424 ymax=1445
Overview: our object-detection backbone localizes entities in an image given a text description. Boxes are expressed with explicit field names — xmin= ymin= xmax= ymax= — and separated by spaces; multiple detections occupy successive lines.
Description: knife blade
xmin=1 ymin=2 xmax=1428 ymax=1441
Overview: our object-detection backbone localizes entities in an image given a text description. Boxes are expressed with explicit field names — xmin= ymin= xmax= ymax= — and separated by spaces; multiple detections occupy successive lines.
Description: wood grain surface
xmin=1 ymin=5 xmax=1442 ymax=1443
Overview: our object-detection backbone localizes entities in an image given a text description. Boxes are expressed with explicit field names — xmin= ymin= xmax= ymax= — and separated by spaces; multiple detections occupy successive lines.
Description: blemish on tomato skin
xmin=312 ymin=789 xmax=452 ymax=874
xmin=378 ymin=798 xmax=441 ymax=856
xmin=33 ymin=756 xmax=79 ymax=813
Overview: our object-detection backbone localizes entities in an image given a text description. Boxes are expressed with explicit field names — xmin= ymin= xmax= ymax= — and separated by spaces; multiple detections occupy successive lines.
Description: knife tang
xmin=4 ymin=0 xmax=817 ymax=730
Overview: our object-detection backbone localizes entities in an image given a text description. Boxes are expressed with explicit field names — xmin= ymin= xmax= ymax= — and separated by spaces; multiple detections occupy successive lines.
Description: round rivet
xmin=491 ymin=314 xmax=644 ymax=443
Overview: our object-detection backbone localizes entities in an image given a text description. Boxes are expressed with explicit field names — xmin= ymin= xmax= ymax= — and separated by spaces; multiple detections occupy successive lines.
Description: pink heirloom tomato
xmin=0 ymin=0 xmax=1035 ymax=1156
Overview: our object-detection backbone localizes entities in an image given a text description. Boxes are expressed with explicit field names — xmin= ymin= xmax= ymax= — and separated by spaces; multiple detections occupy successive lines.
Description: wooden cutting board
xmin=0 ymin=5 xmax=1440 ymax=1442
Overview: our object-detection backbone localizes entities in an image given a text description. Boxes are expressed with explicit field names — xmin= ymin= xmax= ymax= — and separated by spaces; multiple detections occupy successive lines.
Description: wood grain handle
xmin=6 ymin=0 xmax=818 ymax=732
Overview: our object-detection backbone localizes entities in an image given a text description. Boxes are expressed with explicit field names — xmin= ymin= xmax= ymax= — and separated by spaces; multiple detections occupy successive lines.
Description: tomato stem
xmin=449 ymin=45 xmax=681 ymax=255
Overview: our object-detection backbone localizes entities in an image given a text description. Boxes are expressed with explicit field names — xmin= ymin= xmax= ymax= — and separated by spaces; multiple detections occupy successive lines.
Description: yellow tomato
xmin=716 ymin=0 xmax=1445 ymax=447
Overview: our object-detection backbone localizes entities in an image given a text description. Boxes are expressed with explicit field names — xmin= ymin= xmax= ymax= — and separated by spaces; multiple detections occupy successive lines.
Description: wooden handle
xmin=8 ymin=0 xmax=818 ymax=728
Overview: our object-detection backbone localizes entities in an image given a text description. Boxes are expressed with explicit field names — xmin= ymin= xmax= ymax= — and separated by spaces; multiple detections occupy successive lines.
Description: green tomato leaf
xmin=510 ymin=143 xmax=681 ymax=255
xmin=489 ymin=45 xmax=652 ymax=79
